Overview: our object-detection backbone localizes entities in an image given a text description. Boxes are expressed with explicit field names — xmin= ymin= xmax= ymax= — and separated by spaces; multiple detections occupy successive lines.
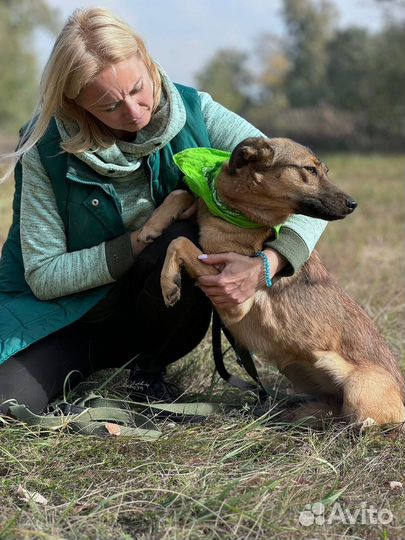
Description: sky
xmin=37 ymin=0 xmax=396 ymax=86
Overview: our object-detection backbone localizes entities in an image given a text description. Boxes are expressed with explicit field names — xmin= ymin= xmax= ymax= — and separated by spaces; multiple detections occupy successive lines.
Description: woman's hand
xmin=197 ymin=248 xmax=287 ymax=309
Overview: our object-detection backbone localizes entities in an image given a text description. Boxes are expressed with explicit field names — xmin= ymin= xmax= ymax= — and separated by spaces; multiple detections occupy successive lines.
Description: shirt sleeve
xmin=199 ymin=91 xmax=328 ymax=272
xmin=199 ymin=91 xmax=264 ymax=150
xmin=20 ymin=146 xmax=122 ymax=300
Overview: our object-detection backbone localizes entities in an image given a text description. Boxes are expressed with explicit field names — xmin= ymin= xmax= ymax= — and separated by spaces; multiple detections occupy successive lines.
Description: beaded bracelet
xmin=254 ymin=251 xmax=273 ymax=288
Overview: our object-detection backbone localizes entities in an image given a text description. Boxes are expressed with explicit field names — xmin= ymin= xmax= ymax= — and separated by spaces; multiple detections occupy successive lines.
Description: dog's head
xmin=223 ymin=137 xmax=357 ymax=223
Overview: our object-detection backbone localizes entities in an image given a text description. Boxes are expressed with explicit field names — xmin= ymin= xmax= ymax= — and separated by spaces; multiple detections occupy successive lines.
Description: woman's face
xmin=76 ymin=55 xmax=155 ymax=138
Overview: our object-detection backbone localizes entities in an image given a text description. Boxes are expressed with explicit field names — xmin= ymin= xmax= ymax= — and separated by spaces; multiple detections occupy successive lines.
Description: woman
xmin=0 ymin=8 xmax=326 ymax=414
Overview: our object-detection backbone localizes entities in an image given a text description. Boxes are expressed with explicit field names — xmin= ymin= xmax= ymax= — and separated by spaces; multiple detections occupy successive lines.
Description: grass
xmin=0 ymin=153 xmax=404 ymax=540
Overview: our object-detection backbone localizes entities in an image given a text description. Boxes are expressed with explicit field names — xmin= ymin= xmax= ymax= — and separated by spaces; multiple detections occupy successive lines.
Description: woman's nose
xmin=123 ymin=97 xmax=142 ymax=118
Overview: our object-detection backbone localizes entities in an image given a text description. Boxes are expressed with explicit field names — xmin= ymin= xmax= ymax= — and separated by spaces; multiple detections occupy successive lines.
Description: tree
xmin=281 ymin=0 xmax=337 ymax=107
xmin=195 ymin=50 xmax=252 ymax=115
xmin=373 ymin=0 xmax=405 ymax=17
xmin=367 ymin=21 xmax=405 ymax=145
xmin=249 ymin=0 xmax=404 ymax=150
xmin=0 ymin=0 xmax=59 ymax=134
xmin=326 ymin=28 xmax=376 ymax=112
xmin=253 ymin=33 xmax=290 ymax=110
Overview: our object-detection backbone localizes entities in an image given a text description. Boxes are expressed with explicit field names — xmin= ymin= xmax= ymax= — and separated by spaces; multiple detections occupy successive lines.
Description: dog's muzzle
xmin=296 ymin=194 xmax=358 ymax=221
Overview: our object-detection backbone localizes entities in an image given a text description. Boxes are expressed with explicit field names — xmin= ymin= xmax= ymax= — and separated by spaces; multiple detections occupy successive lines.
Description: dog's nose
xmin=345 ymin=198 xmax=358 ymax=212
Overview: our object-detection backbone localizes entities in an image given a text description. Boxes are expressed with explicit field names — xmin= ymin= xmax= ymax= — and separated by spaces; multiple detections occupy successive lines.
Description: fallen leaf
xmin=17 ymin=485 xmax=48 ymax=505
xmin=105 ymin=422 xmax=121 ymax=436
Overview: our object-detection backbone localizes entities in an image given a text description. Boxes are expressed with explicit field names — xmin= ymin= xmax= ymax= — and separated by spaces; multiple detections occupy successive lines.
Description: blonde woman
xmin=0 ymin=8 xmax=326 ymax=414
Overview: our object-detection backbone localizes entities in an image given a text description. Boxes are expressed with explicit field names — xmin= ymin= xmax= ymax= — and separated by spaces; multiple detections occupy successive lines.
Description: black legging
xmin=0 ymin=221 xmax=212 ymax=414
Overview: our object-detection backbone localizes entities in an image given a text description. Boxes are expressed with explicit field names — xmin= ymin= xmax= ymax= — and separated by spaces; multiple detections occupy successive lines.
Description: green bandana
xmin=174 ymin=148 xmax=281 ymax=235
xmin=173 ymin=147 xmax=263 ymax=229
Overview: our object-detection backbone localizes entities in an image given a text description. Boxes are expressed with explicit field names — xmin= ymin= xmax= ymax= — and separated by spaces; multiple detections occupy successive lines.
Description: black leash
xmin=212 ymin=311 xmax=319 ymax=408
xmin=212 ymin=310 xmax=269 ymax=403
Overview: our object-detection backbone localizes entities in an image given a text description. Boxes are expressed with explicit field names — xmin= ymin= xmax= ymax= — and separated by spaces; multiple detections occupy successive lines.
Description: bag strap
xmin=8 ymin=401 xmax=161 ymax=438
xmin=7 ymin=392 xmax=226 ymax=438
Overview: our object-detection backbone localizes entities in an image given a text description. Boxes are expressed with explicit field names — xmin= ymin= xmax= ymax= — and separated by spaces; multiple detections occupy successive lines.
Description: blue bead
xmin=255 ymin=251 xmax=272 ymax=288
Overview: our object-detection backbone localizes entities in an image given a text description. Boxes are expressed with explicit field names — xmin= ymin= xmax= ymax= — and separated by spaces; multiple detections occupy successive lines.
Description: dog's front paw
xmin=162 ymin=273 xmax=182 ymax=307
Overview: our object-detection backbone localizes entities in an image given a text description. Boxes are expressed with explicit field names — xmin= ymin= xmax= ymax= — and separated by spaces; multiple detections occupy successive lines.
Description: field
xmin=0 ymin=154 xmax=404 ymax=540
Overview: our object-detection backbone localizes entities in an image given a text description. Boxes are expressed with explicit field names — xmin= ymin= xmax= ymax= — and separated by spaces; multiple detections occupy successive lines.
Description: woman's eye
xmin=130 ymin=84 xmax=143 ymax=95
xmin=104 ymin=104 xmax=119 ymax=113
xmin=304 ymin=166 xmax=317 ymax=175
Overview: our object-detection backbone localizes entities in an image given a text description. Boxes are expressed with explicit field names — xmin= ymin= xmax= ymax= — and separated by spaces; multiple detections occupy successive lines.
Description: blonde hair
xmin=0 ymin=7 xmax=161 ymax=181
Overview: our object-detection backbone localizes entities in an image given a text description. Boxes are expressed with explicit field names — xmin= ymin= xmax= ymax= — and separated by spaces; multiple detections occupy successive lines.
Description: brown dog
xmin=139 ymin=137 xmax=405 ymax=429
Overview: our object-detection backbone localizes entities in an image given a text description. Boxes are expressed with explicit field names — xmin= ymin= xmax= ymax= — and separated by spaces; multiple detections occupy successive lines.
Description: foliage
xmin=281 ymin=0 xmax=337 ymax=107
xmin=325 ymin=28 xmax=377 ymax=112
xmin=0 ymin=0 xmax=59 ymax=134
xmin=196 ymin=49 xmax=253 ymax=115
xmin=366 ymin=22 xmax=405 ymax=147
xmin=196 ymin=0 xmax=405 ymax=151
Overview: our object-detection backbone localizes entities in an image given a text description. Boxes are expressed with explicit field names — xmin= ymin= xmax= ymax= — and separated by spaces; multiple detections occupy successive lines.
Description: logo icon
xmin=298 ymin=501 xmax=393 ymax=526
xmin=299 ymin=502 xmax=325 ymax=526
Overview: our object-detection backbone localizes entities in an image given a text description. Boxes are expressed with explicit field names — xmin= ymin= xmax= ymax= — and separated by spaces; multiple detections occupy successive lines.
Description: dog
xmin=138 ymin=137 xmax=405 ymax=429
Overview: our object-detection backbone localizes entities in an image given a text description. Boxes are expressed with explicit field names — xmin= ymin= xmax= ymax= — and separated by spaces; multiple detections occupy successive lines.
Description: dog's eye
xmin=304 ymin=166 xmax=317 ymax=175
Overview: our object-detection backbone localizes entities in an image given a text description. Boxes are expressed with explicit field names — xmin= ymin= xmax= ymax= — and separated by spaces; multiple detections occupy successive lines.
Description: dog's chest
xmin=225 ymin=291 xmax=286 ymax=355
xmin=197 ymin=206 xmax=271 ymax=255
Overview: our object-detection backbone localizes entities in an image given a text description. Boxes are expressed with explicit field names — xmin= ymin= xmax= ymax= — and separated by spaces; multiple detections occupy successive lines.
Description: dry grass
xmin=317 ymin=154 xmax=404 ymax=364
xmin=0 ymin=153 xmax=404 ymax=540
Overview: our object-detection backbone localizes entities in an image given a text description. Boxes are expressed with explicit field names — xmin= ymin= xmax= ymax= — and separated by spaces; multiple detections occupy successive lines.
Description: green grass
xmin=0 ymin=154 xmax=404 ymax=540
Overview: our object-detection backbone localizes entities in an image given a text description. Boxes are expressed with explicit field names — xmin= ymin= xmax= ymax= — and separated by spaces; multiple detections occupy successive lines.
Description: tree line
xmin=0 ymin=0 xmax=403 ymax=153
xmin=196 ymin=0 xmax=404 ymax=152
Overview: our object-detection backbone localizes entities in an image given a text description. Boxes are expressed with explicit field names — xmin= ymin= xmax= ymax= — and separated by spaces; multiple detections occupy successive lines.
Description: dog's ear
xmin=228 ymin=138 xmax=274 ymax=174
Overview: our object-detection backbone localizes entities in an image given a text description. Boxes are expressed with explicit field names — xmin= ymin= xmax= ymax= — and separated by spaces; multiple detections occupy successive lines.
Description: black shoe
xmin=128 ymin=366 xmax=180 ymax=402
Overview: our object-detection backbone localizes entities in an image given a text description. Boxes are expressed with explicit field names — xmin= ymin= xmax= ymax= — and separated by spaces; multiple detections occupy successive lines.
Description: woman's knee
xmin=0 ymin=324 xmax=95 ymax=414
xmin=0 ymin=355 xmax=51 ymax=414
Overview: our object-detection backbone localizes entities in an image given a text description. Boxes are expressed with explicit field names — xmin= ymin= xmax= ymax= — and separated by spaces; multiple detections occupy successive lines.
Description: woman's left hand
xmin=197 ymin=248 xmax=287 ymax=309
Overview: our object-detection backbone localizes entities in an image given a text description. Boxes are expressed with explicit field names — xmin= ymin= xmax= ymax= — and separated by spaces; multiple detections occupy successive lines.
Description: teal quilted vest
xmin=0 ymin=84 xmax=211 ymax=365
